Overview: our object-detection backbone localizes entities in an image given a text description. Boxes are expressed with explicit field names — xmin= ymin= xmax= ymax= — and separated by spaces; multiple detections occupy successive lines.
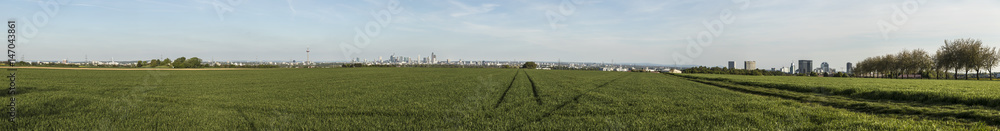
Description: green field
xmin=0 ymin=68 xmax=995 ymax=130
xmin=675 ymin=73 xmax=1000 ymax=127
xmin=677 ymin=74 xmax=1000 ymax=107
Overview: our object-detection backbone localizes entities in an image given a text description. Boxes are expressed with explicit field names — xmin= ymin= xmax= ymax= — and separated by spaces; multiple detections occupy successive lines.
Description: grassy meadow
xmin=0 ymin=68 xmax=994 ymax=130
xmin=675 ymin=73 xmax=1000 ymax=127
xmin=677 ymin=74 xmax=1000 ymax=107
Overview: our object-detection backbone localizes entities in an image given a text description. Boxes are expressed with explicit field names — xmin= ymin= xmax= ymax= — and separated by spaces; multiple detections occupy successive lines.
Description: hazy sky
xmin=2 ymin=0 xmax=999 ymax=70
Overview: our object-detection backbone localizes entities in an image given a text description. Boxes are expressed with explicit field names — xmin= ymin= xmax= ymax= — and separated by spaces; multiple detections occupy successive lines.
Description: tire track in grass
xmin=511 ymin=73 xmax=632 ymax=130
xmin=523 ymin=70 xmax=543 ymax=105
xmin=493 ymin=69 xmax=521 ymax=109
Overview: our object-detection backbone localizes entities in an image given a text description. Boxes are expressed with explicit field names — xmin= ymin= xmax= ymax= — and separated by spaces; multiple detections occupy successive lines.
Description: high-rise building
xmin=728 ymin=61 xmax=735 ymax=69
xmin=798 ymin=60 xmax=813 ymax=74
xmin=744 ymin=61 xmax=756 ymax=70
xmin=790 ymin=63 xmax=795 ymax=74
xmin=820 ymin=62 xmax=830 ymax=73
xmin=847 ymin=62 xmax=853 ymax=74
xmin=431 ymin=52 xmax=437 ymax=63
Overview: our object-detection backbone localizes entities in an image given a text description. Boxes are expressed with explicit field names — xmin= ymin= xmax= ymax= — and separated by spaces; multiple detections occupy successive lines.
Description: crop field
xmin=0 ymin=68 xmax=995 ymax=130
xmin=676 ymin=74 xmax=1000 ymax=108
xmin=674 ymin=73 xmax=1000 ymax=127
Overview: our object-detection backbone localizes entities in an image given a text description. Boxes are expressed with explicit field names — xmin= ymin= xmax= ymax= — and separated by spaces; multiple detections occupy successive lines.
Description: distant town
xmin=726 ymin=60 xmax=851 ymax=75
xmin=12 ymin=52 xmax=683 ymax=72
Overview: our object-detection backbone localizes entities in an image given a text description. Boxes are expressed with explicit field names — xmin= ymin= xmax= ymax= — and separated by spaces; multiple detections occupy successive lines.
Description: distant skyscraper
xmin=728 ymin=61 xmax=735 ymax=69
xmin=798 ymin=60 xmax=813 ymax=74
xmin=431 ymin=52 xmax=437 ymax=63
xmin=820 ymin=62 xmax=830 ymax=73
xmin=847 ymin=62 xmax=853 ymax=74
xmin=789 ymin=63 xmax=795 ymax=74
xmin=744 ymin=61 xmax=756 ymax=70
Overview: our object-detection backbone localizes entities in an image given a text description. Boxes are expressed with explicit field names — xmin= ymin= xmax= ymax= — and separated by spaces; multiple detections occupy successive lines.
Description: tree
xmin=984 ymin=47 xmax=1000 ymax=80
xmin=522 ymin=62 xmax=538 ymax=69
xmin=186 ymin=57 xmax=203 ymax=68
xmin=934 ymin=50 xmax=948 ymax=79
xmin=950 ymin=38 xmax=985 ymax=80
xmin=161 ymin=58 xmax=172 ymax=66
xmin=939 ymin=39 xmax=967 ymax=79
xmin=905 ymin=49 xmax=933 ymax=79
xmin=137 ymin=60 xmax=146 ymax=67
xmin=149 ymin=59 xmax=160 ymax=67
xmin=926 ymin=38 xmax=1000 ymax=80
xmin=882 ymin=54 xmax=896 ymax=78
xmin=173 ymin=57 xmax=187 ymax=68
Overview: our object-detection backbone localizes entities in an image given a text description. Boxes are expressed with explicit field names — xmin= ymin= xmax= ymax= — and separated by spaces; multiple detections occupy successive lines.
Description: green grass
xmin=0 ymin=68 xmax=993 ymax=130
xmin=676 ymin=74 xmax=1000 ymax=108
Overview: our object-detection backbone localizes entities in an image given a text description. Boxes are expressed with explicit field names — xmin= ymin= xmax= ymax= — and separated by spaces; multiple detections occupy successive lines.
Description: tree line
xmin=854 ymin=38 xmax=1000 ymax=80
xmin=137 ymin=57 xmax=204 ymax=68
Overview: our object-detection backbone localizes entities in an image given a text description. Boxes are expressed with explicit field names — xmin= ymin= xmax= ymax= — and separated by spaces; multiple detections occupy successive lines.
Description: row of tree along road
xmin=854 ymin=38 xmax=1000 ymax=80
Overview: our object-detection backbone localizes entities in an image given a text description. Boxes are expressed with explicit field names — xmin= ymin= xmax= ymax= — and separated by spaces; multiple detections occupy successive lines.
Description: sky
xmin=2 ymin=0 xmax=999 ymax=70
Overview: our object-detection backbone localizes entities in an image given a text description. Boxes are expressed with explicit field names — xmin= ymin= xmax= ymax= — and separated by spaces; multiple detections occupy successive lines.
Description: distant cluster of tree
xmin=138 ymin=57 xmax=203 ymax=68
xmin=339 ymin=62 xmax=540 ymax=69
xmin=682 ymin=66 xmax=787 ymax=76
xmin=215 ymin=64 xmax=280 ymax=68
xmin=522 ymin=62 xmax=538 ymax=69
xmin=854 ymin=38 xmax=1000 ymax=80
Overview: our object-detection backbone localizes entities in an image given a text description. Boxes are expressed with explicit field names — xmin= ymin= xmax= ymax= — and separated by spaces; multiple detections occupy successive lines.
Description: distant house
xmin=668 ymin=69 xmax=683 ymax=74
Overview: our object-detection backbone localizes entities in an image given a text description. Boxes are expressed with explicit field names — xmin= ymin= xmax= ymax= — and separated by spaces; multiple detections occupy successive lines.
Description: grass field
xmin=674 ymin=73 xmax=1000 ymax=127
xmin=0 ymin=68 xmax=995 ymax=130
xmin=677 ymin=74 xmax=1000 ymax=107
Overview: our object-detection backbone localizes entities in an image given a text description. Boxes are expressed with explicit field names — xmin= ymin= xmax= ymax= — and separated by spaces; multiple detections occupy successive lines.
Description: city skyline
xmin=3 ymin=0 xmax=1000 ymax=70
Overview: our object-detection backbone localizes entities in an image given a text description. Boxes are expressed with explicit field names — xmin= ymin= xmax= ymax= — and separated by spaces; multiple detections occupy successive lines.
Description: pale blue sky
xmin=2 ymin=0 xmax=999 ymax=70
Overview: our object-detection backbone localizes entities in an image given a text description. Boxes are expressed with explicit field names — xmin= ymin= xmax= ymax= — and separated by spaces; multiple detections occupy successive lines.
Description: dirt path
xmin=0 ymin=66 xmax=254 ymax=70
